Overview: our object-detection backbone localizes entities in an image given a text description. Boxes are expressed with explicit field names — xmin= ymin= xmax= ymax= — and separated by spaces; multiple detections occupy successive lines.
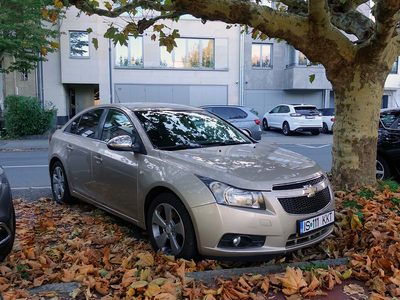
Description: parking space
xmin=259 ymin=129 xmax=333 ymax=145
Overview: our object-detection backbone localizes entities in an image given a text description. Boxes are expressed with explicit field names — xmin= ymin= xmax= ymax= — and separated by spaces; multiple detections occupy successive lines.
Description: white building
xmin=2 ymin=5 xmax=400 ymax=125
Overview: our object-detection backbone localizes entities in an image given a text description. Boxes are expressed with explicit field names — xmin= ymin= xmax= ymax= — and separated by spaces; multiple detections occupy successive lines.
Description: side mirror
xmin=107 ymin=135 xmax=144 ymax=153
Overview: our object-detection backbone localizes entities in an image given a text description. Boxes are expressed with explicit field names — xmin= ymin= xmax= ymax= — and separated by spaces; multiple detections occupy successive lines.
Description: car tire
xmin=376 ymin=155 xmax=391 ymax=180
xmin=147 ymin=193 xmax=198 ymax=259
xmin=0 ymin=206 xmax=15 ymax=262
xmin=282 ymin=122 xmax=291 ymax=136
xmin=262 ymin=119 xmax=270 ymax=131
xmin=311 ymin=130 xmax=320 ymax=136
xmin=322 ymin=123 xmax=329 ymax=133
xmin=51 ymin=161 xmax=74 ymax=204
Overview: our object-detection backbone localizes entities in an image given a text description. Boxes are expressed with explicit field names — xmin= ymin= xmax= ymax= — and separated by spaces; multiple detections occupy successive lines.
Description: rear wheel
xmin=147 ymin=193 xmax=198 ymax=259
xmin=0 ymin=206 xmax=15 ymax=262
xmin=376 ymin=155 xmax=391 ymax=180
xmin=311 ymin=130 xmax=320 ymax=136
xmin=282 ymin=122 xmax=291 ymax=136
xmin=51 ymin=161 xmax=74 ymax=204
xmin=262 ymin=119 xmax=270 ymax=131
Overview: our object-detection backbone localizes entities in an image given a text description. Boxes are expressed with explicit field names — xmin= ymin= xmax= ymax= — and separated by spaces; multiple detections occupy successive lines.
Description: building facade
xmin=1 ymin=5 xmax=399 ymax=124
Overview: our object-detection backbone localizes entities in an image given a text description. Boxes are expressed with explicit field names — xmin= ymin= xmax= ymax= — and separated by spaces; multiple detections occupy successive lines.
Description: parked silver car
xmin=49 ymin=103 xmax=334 ymax=260
xmin=201 ymin=105 xmax=262 ymax=140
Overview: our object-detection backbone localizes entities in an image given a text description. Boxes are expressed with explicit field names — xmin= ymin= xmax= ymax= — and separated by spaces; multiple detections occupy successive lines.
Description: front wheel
xmin=262 ymin=119 xmax=270 ymax=131
xmin=147 ymin=193 xmax=198 ymax=259
xmin=51 ymin=161 xmax=74 ymax=204
xmin=376 ymin=155 xmax=391 ymax=180
xmin=282 ymin=122 xmax=291 ymax=136
xmin=322 ymin=123 xmax=329 ymax=133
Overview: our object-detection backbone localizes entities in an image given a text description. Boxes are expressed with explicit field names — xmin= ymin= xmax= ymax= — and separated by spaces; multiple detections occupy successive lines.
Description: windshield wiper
xmin=158 ymin=144 xmax=203 ymax=151
xmin=202 ymin=140 xmax=249 ymax=146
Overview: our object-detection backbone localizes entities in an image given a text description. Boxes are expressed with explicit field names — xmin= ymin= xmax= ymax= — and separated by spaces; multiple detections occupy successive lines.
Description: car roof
xmin=88 ymin=102 xmax=203 ymax=112
xmin=200 ymin=105 xmax=247 ymax=108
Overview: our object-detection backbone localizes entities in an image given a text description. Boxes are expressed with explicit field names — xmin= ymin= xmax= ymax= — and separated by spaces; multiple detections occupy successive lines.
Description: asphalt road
xmin=0 ymin=150 xmax=52 ymax=201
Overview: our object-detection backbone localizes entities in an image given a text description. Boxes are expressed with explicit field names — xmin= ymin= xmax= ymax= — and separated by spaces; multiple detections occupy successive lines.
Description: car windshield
xmin=135 ymin=110 xmax=252 ymax=150
xmin=380 ymin=112 xmax=400 ymax=128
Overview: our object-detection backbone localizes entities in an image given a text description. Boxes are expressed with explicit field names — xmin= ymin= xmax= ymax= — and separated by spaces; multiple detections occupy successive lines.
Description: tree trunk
xmin=330 ymin=68 xmax=384 ymax=187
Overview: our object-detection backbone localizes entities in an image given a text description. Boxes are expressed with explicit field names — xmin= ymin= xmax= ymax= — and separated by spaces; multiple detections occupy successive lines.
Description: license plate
xmin=298 ymin=210 xmax=334 ymax=235
xmin=306 ymin=116 xmax=315 ymax=119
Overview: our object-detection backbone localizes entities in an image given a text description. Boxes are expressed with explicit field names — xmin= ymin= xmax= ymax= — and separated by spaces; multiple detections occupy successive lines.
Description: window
xmin=101 ymin=110 xmax=136 ymax=142
xmin=70 ymin=31 xmax=90 ymax=57
xmin=251 ymin=44 xmax=272 ymax=68
xmin=68 ymin=109 xmax=104 ymax=138
xmin=160 ymin=38 xmax=214 ymax=69
xmin=391 ymin=58 xmax=398 ymax=74
xmin=115 ymin=36 xmax=143 ymax=68
xmin=20 ymin=72 xmax=28 ymax=81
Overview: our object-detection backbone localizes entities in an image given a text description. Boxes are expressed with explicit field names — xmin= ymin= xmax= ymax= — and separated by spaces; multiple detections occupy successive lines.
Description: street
xmin=0 ymin=150 xmax=52 ymax=200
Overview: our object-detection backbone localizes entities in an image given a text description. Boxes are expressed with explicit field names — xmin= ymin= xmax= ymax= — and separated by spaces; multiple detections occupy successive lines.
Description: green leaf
xmin=309 ymin=74 xmax=316 ymax=83
xmin=92 ymin=38 xmax=99 ymax=50
xmin=88 ymin=0 xmax=100 ymax=7
xmin=87 ymin=27 xmax=93 ymax=33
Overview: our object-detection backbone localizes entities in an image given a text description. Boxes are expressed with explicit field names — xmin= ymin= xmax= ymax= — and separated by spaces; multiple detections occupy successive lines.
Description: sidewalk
xmin=0 ymin=137 xmax=49 ymax=151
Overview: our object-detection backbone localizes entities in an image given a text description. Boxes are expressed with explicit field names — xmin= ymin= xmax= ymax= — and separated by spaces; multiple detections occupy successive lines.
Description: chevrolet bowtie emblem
xmin=303 ymin=185 xmax=317 ymax=197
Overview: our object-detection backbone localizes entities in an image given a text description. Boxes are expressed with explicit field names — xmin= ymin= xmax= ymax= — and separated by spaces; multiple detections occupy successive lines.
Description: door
xmin=63 ymin=108 xmax=104 ymax=198
xmin=91 ymin=109 xmax=140 ymax=220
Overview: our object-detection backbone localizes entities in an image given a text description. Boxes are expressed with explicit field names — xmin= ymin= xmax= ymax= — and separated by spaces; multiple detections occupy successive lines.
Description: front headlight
xmin=198 ymin=176 xmax=265 ymax=209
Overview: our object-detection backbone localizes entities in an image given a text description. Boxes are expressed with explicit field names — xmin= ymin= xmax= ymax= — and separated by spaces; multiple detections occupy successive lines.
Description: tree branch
xmin=367 ymin=0 xmax=400 ymax=57
xmin=308 ymin=0 xmax=330 ymax=36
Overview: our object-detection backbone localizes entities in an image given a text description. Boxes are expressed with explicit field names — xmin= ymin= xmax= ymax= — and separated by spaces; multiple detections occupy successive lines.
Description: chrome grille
xmin=272 ymin=175 xmax=325 ymax=191
xmin=278 ymin=187 xmax=331 ymax=214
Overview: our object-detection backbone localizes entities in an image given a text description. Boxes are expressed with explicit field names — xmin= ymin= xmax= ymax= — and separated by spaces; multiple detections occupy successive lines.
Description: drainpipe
xmin=239 ymin=27 xmax=244 ymax=106
xmin=109 ymin=39 xmax=113 ymax=103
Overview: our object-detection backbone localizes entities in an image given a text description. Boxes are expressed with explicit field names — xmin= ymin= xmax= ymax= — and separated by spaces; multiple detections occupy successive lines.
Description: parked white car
xmin=319 ymin=108 xmax=335 ymax=133
xmin=262 ymin=104 xmax=322 ymax=136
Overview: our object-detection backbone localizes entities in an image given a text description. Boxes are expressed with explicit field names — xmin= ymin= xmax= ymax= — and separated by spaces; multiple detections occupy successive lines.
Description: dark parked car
xmin=0 ymin=166 xmax=15 ymax=262
xmin=200 ymin=105 xmax=262 ymax=140
xmin=377 ymin=108 xmax=400 ymax=180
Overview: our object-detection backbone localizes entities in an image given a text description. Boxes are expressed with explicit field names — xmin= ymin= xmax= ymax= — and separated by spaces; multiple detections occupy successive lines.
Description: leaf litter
xmin=1 ymin=181 xmax=400 ymax=299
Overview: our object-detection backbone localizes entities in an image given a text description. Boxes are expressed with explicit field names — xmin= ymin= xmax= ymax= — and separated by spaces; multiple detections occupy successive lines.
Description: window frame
xmin=69 ymin=31 xmax=90 ymax=58
xmin=114 ymin=36 xmax=144 ymax=68
xmin=160 ymin=37 xmax=215 ymax=69
xmin=391 ymin=58 xmax=399 ymax=74
xmin=251 ymin=43 xmax=273 ymax=69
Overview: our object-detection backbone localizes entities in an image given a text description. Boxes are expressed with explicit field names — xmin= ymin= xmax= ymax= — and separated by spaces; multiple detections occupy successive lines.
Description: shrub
xmin=3 ymin=95 xmax=57 ymax=138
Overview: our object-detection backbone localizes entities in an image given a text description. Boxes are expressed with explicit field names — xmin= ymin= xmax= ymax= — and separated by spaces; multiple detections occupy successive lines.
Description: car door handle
xmin=66 ymin=145 xmax=73 ymax=151
xmin=94 ymin=155 xmax=103 ymax=163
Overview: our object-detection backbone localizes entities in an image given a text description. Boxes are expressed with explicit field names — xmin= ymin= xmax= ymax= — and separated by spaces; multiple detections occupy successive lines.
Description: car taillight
xmin=254 ymin=119 xmax=260 ymax=125
xmin=331 ymin=118 xmax=335 ymax=122
xmin=49 ymin=134 xmax=52 ymax=143
xmin=290 ymin=113 xmax=303 ymax=117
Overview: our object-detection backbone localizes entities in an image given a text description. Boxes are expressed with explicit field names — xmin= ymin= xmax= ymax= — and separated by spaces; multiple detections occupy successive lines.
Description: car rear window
xmin=380 ymin=113 xmax=399 ymax=128
xmin=294 ymin=107 xmax=319 ymax=115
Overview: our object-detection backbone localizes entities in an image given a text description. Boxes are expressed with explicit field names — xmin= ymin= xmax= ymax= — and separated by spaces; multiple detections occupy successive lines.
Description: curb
xmin=186 ymin=258 xmax=349 ymax=284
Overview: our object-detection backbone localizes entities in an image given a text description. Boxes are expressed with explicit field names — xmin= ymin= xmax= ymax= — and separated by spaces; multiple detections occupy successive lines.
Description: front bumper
xmin=192 ymin=174 xmax=334 ymax=259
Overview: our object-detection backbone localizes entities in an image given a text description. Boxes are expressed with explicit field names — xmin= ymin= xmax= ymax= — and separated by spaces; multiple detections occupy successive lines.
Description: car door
xmin=268 ymin=106 xmax=282 ymax=128
xmin=63 ymin=108 xmax=104 ymax=198
xmin=91 ymin=108 xmax=140 ymax=220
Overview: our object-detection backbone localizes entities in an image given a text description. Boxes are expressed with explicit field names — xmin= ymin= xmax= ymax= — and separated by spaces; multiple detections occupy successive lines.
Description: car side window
xmin=271 ymin=106 xmax=280 ymax=113
xmin=279 ymin=106 xmax=289 ymax=113
xmin=213 ymin=107 xmax=230 ymax=119
xmin=101 ymin=109 xmax=136 ymax=142
xmin=231 ymin=108 xmax=247 ymax=119
xmin=72 ymin=109 xmax=104 ymax=139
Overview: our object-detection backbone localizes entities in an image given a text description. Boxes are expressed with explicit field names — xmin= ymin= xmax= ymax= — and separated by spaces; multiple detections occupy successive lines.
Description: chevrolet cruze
xmin=48 ymin=103 xmax=334 ymax=260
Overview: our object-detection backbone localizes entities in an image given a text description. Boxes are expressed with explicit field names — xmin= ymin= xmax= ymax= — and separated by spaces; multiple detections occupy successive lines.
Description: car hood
xmin=159 ymin=143 xmax=322 ymax=190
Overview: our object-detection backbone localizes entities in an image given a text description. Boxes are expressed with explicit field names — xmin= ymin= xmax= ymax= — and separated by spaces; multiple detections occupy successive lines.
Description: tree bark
xmin=330 ymin=67 xmax=384 ymax=187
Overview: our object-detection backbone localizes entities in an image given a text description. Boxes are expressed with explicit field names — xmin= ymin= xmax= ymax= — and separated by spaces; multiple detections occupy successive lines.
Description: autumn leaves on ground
xmin=1 ymin=181 xmax=400 ymax=299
